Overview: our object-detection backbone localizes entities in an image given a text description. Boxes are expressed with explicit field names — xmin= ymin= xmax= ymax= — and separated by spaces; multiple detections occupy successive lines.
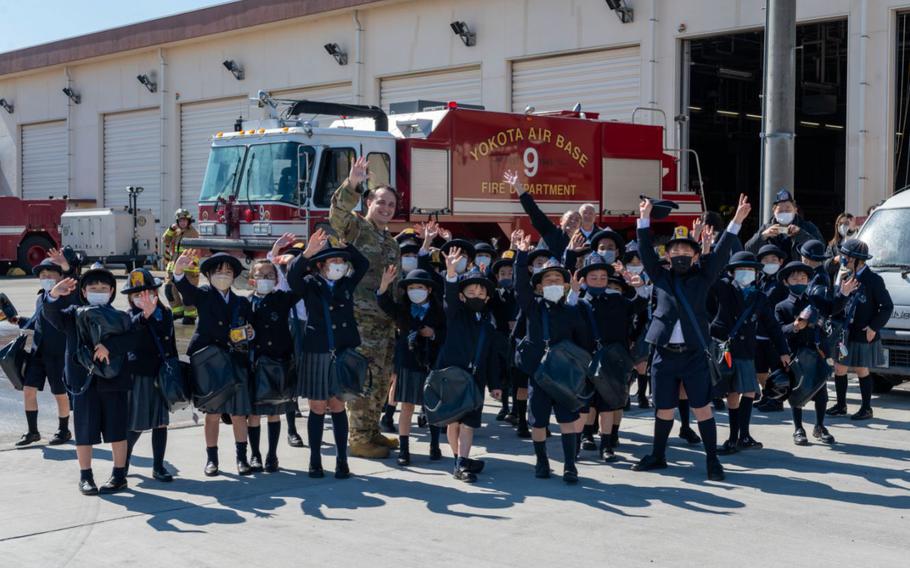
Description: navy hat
xmin=80 ymin=264 xmax=117 ymax=296
xmin=640 ymin=195 xmax=679 ymax=220
xmin=398 ymin=268 xmax=439 ymax=291
xmin=757 ymin=243 xmax=786 ymax=261
xmin=532 ymin=259 xmax=571 ymax=286
xmin=308 ymin=247 xmax=352 ymax=265
xmin=31 ymin=258 xmax=64 ymax=277
xmin=778 ymin=261 xmax=813 ymax=282
xmin=773 ymin=189 xmax=794 ymax=204
xmin=839 ymin=238 xmax=873 ymax=260
xmin=400 ymin=243 xmax=420 ymax=256
xmin=798 ymin=239 xmax=830 ymax=262
xmin=527 ymin=248 xmax=555 ymax=266
xmin=457 ymin=267 xmax=495 ymax=296
xmin=474 ymin=242 xmax=496 ymax=256
xmin=666 ymin=225 xmax=700 ymax=251
xmin=395 ymin=228 xmax=421 ymax=245
xmin=492 ymin=250 xmax=516 ymax=275
xmin=607 ymin=274 xmax=634 ymax=297
xmin=726 ymin=251 xmax=762 ymax=271
xmin=576 ymin=252 xmax=616 ymax=279
xmin=200 ymin=252 xmax=243 ymax=278
xmin=590 ymin=229 xmax=625 ymax=254
xmin=623 ymin=240 xmax=641 ymax=263
xmin=440 ymin=239 xmax=475 ymax=260
xmin=121 ymin=268 xmax=162 ymax=294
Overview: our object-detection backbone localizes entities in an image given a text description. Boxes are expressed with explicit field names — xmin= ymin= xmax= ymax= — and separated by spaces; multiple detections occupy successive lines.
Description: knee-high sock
xmin=637 ymin=373 xmax=649 ymax=397
xmin=235 ymin=441 xmax=248 ymax=462
xmin=859 ymin=376 xmax=873 ymax=410
xmin=266 ymin=420 xmax=281 ymax=459
xmin=151 ymin=428 xmax=167 ymax=471
xmin=834 ymin=374 xmax=848 ymax=407
xmin=697 ymin=418 xmax=718 ymax=461
xmin=285 ymin=405 xmax=298 ymax=435
xmin=248 ymin=425 xmax=261 ymax=459
xmin=126 ymin=430 xmax=142 ymax=464
xmin=308 ymin=412 xmax=325 ymax=467
xmin=652 ymin=417 xmax=674 ymax=460
xmin=792 ymin=407 xmax=804 ymax=430
xmin=331 ymin=411 xmax=349 ymax=461
xmin=429 ymin=425 xmax=441 ymax=448
xmin=814 ymin=396 xmax=827 ymax=427
xmin=515 ymin=400 xmax=528 ymax=429
xmin=678 ymin=399 xmax=692 ymax=429
xmin=561 ymin=433 xmax=577 ymax=471
xmin=25 ymin=410 xmax=38 ymax=434
xmin=726 ymin=406 xmax=740 ymax=444
xmin=739 ymin=397 xmax=754 ymax=439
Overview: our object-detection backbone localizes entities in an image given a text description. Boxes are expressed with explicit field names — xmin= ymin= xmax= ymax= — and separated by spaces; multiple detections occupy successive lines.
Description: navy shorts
xmin=457 ymin=406 xmax=483 ymax=429
xmin=74 ymin=384 xmax=129 ymax=446
xmin=651 ymin=347 xmax=711 ymax=410
xmin=23 ymin=355 xmax=66 ymax=395
xmin=528 ymin=378 xmax=579 ymax=427
xmin=511 ymin=367 xmax=529 ymax=390
xmin=754 ymin=339 xmax=780 ymax=375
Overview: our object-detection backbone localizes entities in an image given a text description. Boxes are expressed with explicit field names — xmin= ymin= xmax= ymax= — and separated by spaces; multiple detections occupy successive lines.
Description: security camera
xmin=62 ymin=87 xmax=81 ymax=104
xmin=222 ymin=59 xmax=244 ymax=80
xmin=605 ymin=0 xmax=633 ymax=23
xmin=323 ymin=43 xmax=348 ymax=66
xmin=450 ymin=21 xmax=476 ymax=46
xmin=0 ymin=98 xmax=12 ymax=114
xmin=136 ymin=73 xmax=157 ymax=93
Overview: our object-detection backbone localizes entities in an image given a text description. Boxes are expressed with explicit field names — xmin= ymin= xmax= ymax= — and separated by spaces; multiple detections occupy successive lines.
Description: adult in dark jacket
xmin=744 ymin=189 xmax=823 ymax=261
xmin=506 ymin=170 xmax=579 ymax=260
xmin=632 ymin=194 xmax=751 ymax=482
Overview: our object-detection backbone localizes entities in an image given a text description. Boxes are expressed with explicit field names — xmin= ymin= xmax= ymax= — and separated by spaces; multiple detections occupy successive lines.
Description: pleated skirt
xmin=393 ymin=367 xmax=427 ymax=405
xmin=838 ymin=340 xmax=884 ymax=368
xmin=128 ymin=374 xmax=169 ymax=431
xmin=296 ymin=351 xmax=338 ymax=401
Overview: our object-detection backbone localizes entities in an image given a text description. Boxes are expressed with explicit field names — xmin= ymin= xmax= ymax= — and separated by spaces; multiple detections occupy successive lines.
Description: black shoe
xmin=563 ymin=467 xmax=579 ymax=484
xmin=429 ymin=446 xmax=442 ymax=461
xmin=287 ymin=432 xmax=304 ymax=448
xmin=601 ymin=446 xmax=617 ymax=462
xmin=706 ymin=458 xmax=725 ymax=481
xmin=49 ymin=429 xmax=72 ymax=445
xmin=714 ymin=398 xmax=726 ymax=411
xmin=99 ymin=476 xmax=128 ymax=494
xmin=453 ymin=465 xmax=477 ymax=483
xmin=535 ymin=458 xmax=551 ymax=479
xmin=182 ymin=316 xmax=196 ymax=325
xmin=850 ymin=407 xmax=873 ymax=421
xmin=504 ymin=412 xmax=518 ymax=426
xmin=15 ymin=432 xmax=40 ymax=447
xmin=826 ymin=404 xmax=848 ymax=416
xmin=220 ymin=413 xmax=232 ymax=425
xmin=249 ymin=455 xmax=264 ymax=473
xmin=335 ymin=460 xmax=351 ymax=479
xmin=812 ymin=425 xmax=836 ymax=444
xmin=716 ymin=440 xmax=739 ymax=456
xmin=793 ymin=428 xmax=809 ymax=446
xmin=264 ymin=456 xmax=279 ymax=473
xmin=417 ymin=414 xmax=428 ymax=428
xmin=736 ymin=435 xmax=764 ymax=450
xmin=581 ymin=435 xmax=596 ymax=451
xmin=380 ymin=414 xmax=395 ymax=434
xmin=309 ymin=464 xmax=325 ymax=478
xmin=496 ymin=407 xmax=510 ymax=421
xmin=152 ymin=468 xmax=174 ymax=482
xmin=678 ymin=427 xmax=701 ymax=445
xmin=632 ymin=454 xmax=668 ymax=472
xmin=237 ymin=459 xmax=252 ymax=476
xmin=204 ymin=460 xmax=219 ymax=476
xmin=397 ymin=451 xmax=411 ymax=466
xmin=465 ymin=458 xmax=485 ymax=474
xmin=79 ymin=478 xmax=99 ymax=496
xmin=638 ymin=395 xmax=651 ymax=409
xmin=516 ymin=425 xmax=532 ymax=439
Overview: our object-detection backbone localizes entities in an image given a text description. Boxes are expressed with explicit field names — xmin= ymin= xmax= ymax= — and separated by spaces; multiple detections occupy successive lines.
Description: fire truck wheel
xmin=17 ymin=234 xmax=54 ymax=273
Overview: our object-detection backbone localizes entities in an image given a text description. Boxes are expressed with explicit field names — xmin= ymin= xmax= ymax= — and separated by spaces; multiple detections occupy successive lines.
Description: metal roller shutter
xmin=103 ymin=109 xmax=161 ymax=218
xmin=21 ymin=121 xmax=68 ymax=200
xmin=179 ymin=97 xmax=249 ymax=212
xmin=512 ymin=47 xmax=641 ymax=121
xmin=380 ymin=67 xmax=482 ymax=111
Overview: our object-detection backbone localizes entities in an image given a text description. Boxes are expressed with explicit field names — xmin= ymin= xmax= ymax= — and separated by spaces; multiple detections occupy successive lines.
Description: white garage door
xmin=103 ymin=109 xmax=161 ymax=218
xmin=180 ymin=97 xmax=250 ymax=212
xmin=380 ymin=67 xmax=482 ymax=111
xmin=512 ymin=47 xmax=641 ymax=121
xmin=21 ymin=121 xmax=68 ymax=200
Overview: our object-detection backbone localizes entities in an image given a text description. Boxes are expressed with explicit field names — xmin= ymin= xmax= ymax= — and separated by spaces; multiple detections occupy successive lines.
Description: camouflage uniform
xmin=162 ymin=222 xmax=200 ymax=320
xmin=329 ymin=179 xmax=400 ymax=450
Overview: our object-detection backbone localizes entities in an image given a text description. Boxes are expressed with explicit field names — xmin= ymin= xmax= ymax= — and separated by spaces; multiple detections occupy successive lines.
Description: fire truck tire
xmin=17 ymin=234 xmax=54 ymax=273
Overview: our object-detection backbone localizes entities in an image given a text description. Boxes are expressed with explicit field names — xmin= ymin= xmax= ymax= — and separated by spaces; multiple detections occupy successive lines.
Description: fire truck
xmin=183 ymin=91 xmax=704 ymax=257
xmin=0 ymin=196 xmax=66 ymax=272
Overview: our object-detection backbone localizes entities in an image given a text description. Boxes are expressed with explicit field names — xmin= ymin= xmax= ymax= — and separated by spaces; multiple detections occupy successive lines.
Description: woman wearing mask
xmin=745 ymin=189 xmax=823 ymax=262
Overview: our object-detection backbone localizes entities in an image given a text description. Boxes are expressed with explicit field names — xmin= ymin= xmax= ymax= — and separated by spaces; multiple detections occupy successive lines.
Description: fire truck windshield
xmin=199 ymin=145 xmax=244 ymax=202
xmin=237 ymin=142 xmax=310 ymax=204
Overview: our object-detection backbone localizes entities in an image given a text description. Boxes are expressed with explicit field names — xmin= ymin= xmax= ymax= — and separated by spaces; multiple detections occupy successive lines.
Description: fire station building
xmin=0 ymin=0 xmax=909 ymax=235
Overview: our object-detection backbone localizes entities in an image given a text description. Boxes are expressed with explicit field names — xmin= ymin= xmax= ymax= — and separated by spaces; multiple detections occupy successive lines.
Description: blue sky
xmin=0 ymin=0 xmax=232 ymax=54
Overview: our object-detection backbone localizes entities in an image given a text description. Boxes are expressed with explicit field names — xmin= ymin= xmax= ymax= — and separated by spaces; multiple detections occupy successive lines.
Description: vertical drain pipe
xmin=353 ymin=10 xmax=364 ymax=106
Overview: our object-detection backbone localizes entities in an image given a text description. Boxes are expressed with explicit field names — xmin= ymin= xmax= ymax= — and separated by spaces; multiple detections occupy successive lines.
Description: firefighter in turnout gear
xmin=162 ymin=208 xmax=200 ymax=324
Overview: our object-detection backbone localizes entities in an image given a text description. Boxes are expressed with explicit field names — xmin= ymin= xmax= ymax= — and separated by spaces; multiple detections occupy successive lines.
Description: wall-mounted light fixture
xmin=605 ymin=0 xmax=634 ymax=24
xmin=62 ymin=87 xmax=81 ymax=104
xmin=222 ymin=59 xmax=244 ymax=80
xmin=0 ymin=98 xmax=13 ymax=114
xmin=450 ymin=21 xmax=476 ymax=46
xmin=323 ymin=43 xmax=348 ymax=66
xmin=136 ymin=73 xmax=157 ymax=93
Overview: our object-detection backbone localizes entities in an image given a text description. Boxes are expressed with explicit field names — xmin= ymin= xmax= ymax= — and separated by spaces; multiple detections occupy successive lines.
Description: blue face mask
xmin=586 ymin=286 xmax=606 ymax=296
xmin=789 ymin=284 xmax=808 ymax=296
xmin=498 ymin=278 xmax=513 ymax=289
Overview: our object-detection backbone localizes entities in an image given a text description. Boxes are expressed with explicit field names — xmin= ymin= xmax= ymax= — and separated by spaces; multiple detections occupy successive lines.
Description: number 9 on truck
xmin=523 ymin=147 xmax=539 ymax=178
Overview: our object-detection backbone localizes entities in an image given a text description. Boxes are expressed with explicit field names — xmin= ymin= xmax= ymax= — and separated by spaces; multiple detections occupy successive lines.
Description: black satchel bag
xmin=75 ymin=305 xmax=132 ymax=379
xmin=532 ymin=308 xmax=591 ymax=412
xmin=711 ymin=295 xmax=762 ymax=397
xmin=0 ymin=333 xmax=31 ymax=391
xmin=254 ymin=355 xmax=293 ymax=405
xmin=788 ymin=347 xmax=829 ymax=408
xmin=582 ymin=304 xmax=631 ymax=409
xmin=320 ymin=296 xmax=371 ymax=401
xmin=190 ymin=345 xmax=243 ymax=412
xmin=149 ymin=323 xmax=192 ymax=412
xmin=423 ymin=322 xmax=487 ymax=427
xmin=671 ymin=278 xmax=724 ymax=387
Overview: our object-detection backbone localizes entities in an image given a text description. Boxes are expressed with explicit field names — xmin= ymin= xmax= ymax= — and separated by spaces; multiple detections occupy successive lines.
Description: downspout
xmin=64 ymin=66 xmax=74 ymax=201
xmin=159 ymin=48 xmax=167 ymax=225
xmin=648 ymin=0 xmax=658 ymax=112
xmin=856 ymin=0 xmax=868 ymax=210
xmin=353 ymin=10 xmax=364 ymax=106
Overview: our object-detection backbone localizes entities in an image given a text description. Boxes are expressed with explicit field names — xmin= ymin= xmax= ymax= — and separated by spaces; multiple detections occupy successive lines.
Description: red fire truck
xmin=184 ymin=92 xmax=704 ymax=257
xmin=0 ymin=196 xmax=66 ymax=272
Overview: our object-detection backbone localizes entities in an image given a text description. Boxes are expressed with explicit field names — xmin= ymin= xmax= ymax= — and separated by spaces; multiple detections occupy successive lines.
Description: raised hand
xmin=733 ymin=193 xmax=752 ymax=224
xmin=503 ymin=170 xmax=527 ymax=195
xmin=422 ymin=221 xmax=439 ymax=248
xmin=437 ymin=226 xmax=452 ymax=241
xmin=270 ymin=232 xmax=297 ymax=258
xmin=93 ymin=344 xmax=110 ymax=365
xmin=348 ymin=155 xmax=370 ymax=187
xmin=379 ymin=264 xmax=398 ymax=293
xmin=303 ymin=228 xmax=328 ymax=258
xmin=569 ymin=230 xmax=586 ymax=252
xmin=50 ymin=277 xmax=77 ymax=299
xmin=510 ymin=229 xmax=525 ymax=249
xmin=47 ymin=247 xmax=67 ymax=267
xmin=639 ymin=198 xmax=653 ymax=220
xmin=840 ymin=277 xmax=859 ymax=296
xmin=174 ymin=249 xmax=197 ymax=275
xmin=444 ymin=246 xmax=464 ymax=277
xmin=570 ymin=273 xmax=582 ymax=294
xmin=516 ymin=234 xmax=533 ymax=252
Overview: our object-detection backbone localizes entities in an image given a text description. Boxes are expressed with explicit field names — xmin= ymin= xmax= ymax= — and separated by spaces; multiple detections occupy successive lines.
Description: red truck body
xmin=0 ymin=196 xmax=65 ymax=271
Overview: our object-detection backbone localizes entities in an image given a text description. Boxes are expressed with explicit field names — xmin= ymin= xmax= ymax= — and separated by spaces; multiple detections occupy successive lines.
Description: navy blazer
xmin=19 ymin=291 xmax=66 ymax=359
xmin=175 ymin=275 xmax=252 ymax=355
xmin=776 ymin=293 xmax=827 ymax=353
xmin=580 ymin=290 xmax=644 ymax=347
xmin=249 ymin=289 xmax=300 ymax=360
xmin=638 ymin=222 xmax=739 ymax=348
xmin=709 ymin=277 xmax=788 ymax=359
xmin=377 ymin=290 xmax=446 ymax=372
xmin=519 ymin=192 xmax=570 ymax=259
xmin=488 ymin=286 xmax=519 ymax=335
xmin=833 ymin=267 xmax=894 ymax=342
xmin=128 ymin=303 xmax=178 ymax=377
xmin=286 ymin=244 xmax=369 ymax=353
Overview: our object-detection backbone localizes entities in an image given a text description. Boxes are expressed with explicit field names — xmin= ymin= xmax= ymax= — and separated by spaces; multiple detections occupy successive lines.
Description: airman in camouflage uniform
xmin=330 ymin=156 xmax=401 ymax=458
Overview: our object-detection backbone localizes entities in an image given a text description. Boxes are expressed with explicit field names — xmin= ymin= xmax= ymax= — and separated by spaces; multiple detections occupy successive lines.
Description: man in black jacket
xmin=745 ymin=189 xmax=823 ymax=261
xmin=632 ymin=194 xmax=752 ymax=481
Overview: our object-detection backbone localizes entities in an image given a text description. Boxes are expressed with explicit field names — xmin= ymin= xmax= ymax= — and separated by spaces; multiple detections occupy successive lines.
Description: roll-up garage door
xmin=512 ymin=47 xmax=641 ymax=121
xmin=21 ymin=121 xmax=68 ymax=200
xmin=103 ymin=109 xmax=161 ymax=218
xmin=179 ymin=97 xmax=249 ymax=212
xmin=380 ymin=67 xmax=481 ymax=111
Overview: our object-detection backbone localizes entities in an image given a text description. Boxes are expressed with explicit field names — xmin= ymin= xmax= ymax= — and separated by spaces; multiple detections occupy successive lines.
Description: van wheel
xmin=17 ymin=234 xmax=54 ymax=273
xmin=871 ymin=375 xmax=896 ymax=394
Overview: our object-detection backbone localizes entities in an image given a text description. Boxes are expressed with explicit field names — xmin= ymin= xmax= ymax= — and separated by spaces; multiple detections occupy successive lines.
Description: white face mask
xmin=86 ymin=292 xmax=110 ymax=306
xmin=603 ymin=287 xmax=621 ymax=295
xmin=762 ymin=263 xmax=780 ymax=275
xmin=626 ymin=265 xmax=644 ymax=275
xmin=475 ymin=255 xmax=492 ymax=269
xmin=210 ymin=273 xmax=233 ymax=292
xmin=454 ymin=257 xmax=468 ymax=274
xmin=407 ymin=288 xmax=429 ymax=304
xmin=776 ymin=211 xmax=795 ymax=225
xmin=326 ymin=263 xmax=348 ymax=281
xmin=39 ymin=278 xmax=56 ymax=292
xmin=401 ymin=256 xmax=418 ymax=273
xmin=255 ymin=279 xmax=275 ymax=294
xmin=532 ymin=266 xmax=544 ymax=275
xmin=733 ymin=269 xmax=756 ymax=287
xmin=542 ymin=285 xmax=564 ymax=303
xmin=838 ymin=224 xmax=850 ymax=237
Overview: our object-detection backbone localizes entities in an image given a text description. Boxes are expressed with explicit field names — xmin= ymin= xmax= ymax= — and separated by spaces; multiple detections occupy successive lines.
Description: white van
xmin=854 ymin=190 xmax=910 ymax=392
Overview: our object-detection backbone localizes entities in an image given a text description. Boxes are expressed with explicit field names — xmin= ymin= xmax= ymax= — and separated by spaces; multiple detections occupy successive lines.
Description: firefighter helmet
xmin=175 ymin=208 xmax=194 ymax=222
